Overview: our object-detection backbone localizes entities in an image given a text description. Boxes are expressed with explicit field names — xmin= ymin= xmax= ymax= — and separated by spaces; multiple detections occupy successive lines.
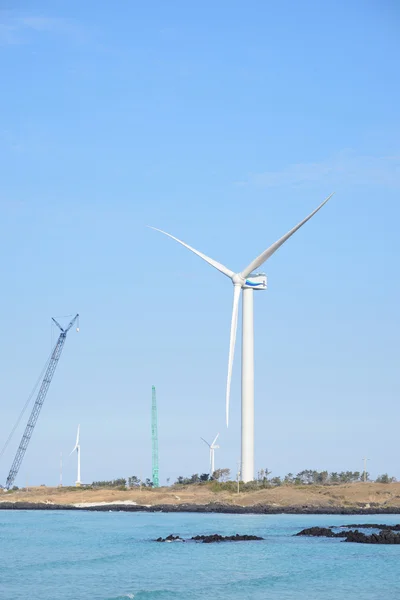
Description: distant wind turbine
xmin=150 ymin=194 xmax=333 ymax=482
xmin=70 ymin=425 xmax=81 ymax=487
xmin=201 ymin=433 xmax=220 ymax=476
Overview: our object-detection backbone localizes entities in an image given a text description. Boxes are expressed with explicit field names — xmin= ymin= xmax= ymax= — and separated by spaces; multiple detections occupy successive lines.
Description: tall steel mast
xmin=5 ymin=314 xmax=79 ymax=490
xmin=151 ymin=385 xmax=159 ymax=488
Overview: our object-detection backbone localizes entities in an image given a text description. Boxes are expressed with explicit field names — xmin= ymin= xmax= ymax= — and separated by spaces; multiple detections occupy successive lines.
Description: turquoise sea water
xmin=1 ymin=511 xmax=399 ymax=599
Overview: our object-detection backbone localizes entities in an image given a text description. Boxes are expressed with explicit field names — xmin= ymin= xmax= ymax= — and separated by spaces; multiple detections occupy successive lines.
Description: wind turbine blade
xmin=240 ymin=193 xmax=334 ymax=279
xmin=69 ymin=447 xmax=76 ymax=456
xmin=226 ymin=285 xmax=241 ymax=427
xmin=200 ymin=437 xmax=211 ymax=447
xmin=211 ymin=433 xmax=220 ymax=447
xmin=75 ymin=425 xmax=80 ymax=447
xmin=148 ymin=227 xmax=235 ymax=279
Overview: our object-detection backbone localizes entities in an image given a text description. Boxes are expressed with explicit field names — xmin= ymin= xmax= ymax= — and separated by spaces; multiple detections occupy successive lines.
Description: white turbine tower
xmin=150 ymin=194 xmax=332 ymax=482
xmin=70 ymin=425 xmax=81 ymax=487
xmin=201 ymin=433 xmax=220 ymax=476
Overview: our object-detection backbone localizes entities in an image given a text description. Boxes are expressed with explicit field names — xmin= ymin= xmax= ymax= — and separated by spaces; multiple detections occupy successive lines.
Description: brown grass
xmin=2 ymin=483 xmax=400 ymax=508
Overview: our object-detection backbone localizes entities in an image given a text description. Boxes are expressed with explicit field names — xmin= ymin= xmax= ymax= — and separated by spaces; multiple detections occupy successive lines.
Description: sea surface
xmin=0 ymin=510 xmax=399 ymax=599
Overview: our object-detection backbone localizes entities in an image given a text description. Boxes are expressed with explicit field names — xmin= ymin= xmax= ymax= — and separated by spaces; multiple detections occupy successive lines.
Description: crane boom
xmin=5 ymin=314 xmax=79 ymax=490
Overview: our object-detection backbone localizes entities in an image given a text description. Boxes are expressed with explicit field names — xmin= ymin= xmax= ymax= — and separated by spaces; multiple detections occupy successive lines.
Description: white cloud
xmin=244 ymin=151 xmax=400 ymax=188
xmin=0 ymin=13 xmax=86 ymax=45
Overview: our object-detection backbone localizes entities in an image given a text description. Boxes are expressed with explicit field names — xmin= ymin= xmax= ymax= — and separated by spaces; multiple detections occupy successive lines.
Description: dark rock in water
xmin=155 ymin=534 xmax=185 ymax=542
xmin=340 ymin=523 xmax=400 ymax=531
xmin=295 ymin=525 xmax=400 ymax=544
xmin=295 ymin=527 xmax=346 ymax=538
xmin=344 ymin=529 xmax=400 ymax=544
xmin=191 ymin=533 xmax=263 ymax=543
xmin=155 ymin=533 xmax=263 ymax=543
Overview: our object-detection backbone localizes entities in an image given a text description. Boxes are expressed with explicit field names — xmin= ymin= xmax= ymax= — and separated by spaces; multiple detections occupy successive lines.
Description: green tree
xmin=314 ymin=471 xmax=329 ymax=485
xmin=296 ymin=470 xmax=314 ymax=484
xmin=376 ymin=473 xmax=396 ymax=483
xmin=213 ymin=468 xmax=231 ymax=482
xmin=92 ymin=478 xmax=127 ymax=488
xmin=270 ymin=476 xmax=282 ymax=486
xmin=128 ymin=476 xmax=141 ymax=487
xmin=264 ymin=468 xmax=272 ymax=481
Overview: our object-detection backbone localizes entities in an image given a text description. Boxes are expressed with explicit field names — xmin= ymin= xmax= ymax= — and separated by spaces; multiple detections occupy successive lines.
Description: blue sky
xmin=0 ymin=1 xmax=399 ymax=486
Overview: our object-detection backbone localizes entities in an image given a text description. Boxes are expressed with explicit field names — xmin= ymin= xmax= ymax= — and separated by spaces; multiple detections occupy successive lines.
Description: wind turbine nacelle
xmin=243 ymin=274 xmax=267 ymax=290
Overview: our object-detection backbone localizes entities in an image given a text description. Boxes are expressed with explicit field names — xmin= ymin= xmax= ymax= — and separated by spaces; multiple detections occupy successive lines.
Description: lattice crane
xmin=5 ymin=314 xmax=79 ymax=490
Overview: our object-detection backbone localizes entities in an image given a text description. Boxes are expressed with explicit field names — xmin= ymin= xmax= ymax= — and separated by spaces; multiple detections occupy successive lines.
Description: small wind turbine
xmin=70 ymin=425 xmax=81 ymax=487
xmin=201 ymin=433 xmax=220 ymax=476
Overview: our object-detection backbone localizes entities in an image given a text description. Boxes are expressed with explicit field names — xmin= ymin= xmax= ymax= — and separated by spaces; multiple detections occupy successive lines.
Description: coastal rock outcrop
xmin=295 ymin=527 xmax=345 ymax=538
xmin=340 ymin=523 xmax=400 ymax=531
xmin=344 ymin=529 xmax=400 ymax=544
xmin=296 ymin=524 xmax=400 ymax=544
xmin=155 ymin=535 xmax=185 ymax=542
xmin=155 ymin=533 xmax=263 ymax=543
xmin=191 ymin=533 xmax=263 ymax=543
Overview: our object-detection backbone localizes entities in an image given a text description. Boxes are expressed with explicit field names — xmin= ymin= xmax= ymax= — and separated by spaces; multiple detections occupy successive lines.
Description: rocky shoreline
xmin=1 ymin=501 xmax=400 ymax=514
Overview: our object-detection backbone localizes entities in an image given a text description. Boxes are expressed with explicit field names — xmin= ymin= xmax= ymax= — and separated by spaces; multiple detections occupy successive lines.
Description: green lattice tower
xmin=151 ymin=385 xmax=159 ymax=487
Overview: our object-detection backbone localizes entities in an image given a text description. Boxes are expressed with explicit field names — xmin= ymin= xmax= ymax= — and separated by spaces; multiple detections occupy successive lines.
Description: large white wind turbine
xmin=201 ymin=433 xmax=220 ymax=476
xmin=150 ymin=194 xmax=333 ymax=482
xmin=70 ymin=424 xmax=81 ymax=487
